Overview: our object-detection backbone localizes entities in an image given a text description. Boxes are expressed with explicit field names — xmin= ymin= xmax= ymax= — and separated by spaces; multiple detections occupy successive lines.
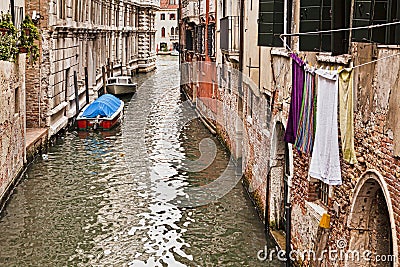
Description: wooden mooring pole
xmin=74 ymin=71 xmax=79 ymax=117
xmin=84 ymin=67 xmax=89 ymax=104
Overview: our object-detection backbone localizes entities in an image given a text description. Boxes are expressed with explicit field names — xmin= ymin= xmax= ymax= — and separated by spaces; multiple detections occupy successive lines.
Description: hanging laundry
xmin=309 ymin=69 xmax=342 ymax=185
xmin=284 ymin=53 xmax=305 ymax=144
xmin=295 ymin=66 xmax=316 ymax=154
xmin=338 ymin=68 xmax=357 ymax=164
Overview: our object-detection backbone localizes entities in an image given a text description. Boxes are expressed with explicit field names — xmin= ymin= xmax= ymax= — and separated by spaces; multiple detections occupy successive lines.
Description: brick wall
xmin=0 ymin=55 xmax=26 ymax=201
xmin=25 ymin=0 xmax=49 ymax=128
xmin=180 ymin=16 xmax=400 ymax=267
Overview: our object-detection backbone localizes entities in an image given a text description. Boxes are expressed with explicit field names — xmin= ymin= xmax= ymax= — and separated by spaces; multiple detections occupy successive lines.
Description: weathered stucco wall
xmin=0 ymin=55 xmax=26 ymax=201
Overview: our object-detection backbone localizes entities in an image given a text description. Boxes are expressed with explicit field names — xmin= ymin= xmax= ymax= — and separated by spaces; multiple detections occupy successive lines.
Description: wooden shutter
xmin=299 ymin=0 xmax=331 ymax=51
xmin=258 ymin=0 xmax=284 ymax=47
xmin=387 ymin=0 xmax=400 ymax=44
xmin=352 ymin=0 xmax=398 ymax=44
xmin=331 ymin=0 xmax=351 ymax=55
xmin=371 ymin=0 xmax=388 ymax=43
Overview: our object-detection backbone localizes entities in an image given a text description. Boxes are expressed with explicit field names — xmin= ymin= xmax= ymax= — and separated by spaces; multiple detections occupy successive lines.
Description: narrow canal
xmin=0 ymin=57 xmax=280 ymax=266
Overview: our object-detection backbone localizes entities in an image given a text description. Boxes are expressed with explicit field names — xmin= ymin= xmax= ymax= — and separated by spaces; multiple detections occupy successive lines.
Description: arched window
xmin=161 ymin=27 xmax=165 ymax=37
xmin=171 ymin=27 xmax=174 ymax=36
xmin=176 ymin=27 xmax=179 ymax=35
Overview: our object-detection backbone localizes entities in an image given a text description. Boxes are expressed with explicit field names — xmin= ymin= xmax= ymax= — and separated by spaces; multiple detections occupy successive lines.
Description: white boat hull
xmin=106 ymin=84 xmax=136 ymax=95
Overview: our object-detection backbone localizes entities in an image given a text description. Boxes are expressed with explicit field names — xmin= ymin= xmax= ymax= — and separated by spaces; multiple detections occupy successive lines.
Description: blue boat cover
xmin=82 ymin=94 xmax=122 ymax=118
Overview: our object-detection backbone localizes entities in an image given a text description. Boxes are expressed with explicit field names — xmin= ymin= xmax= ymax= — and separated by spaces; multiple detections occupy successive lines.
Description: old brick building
xmin=155 ymin=0 xmax=178 ymax=53
xmin=24 ymin=0 xmax=159 ymax=136
xmin=180 ymin=0 xmax=400 ymax=265
xmin=0 ymin=55 xmax=26 ymax=206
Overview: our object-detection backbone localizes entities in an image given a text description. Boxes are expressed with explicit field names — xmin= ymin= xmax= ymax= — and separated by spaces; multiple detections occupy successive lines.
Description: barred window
xmin=318 ymin=181 xmax=329 ymax=206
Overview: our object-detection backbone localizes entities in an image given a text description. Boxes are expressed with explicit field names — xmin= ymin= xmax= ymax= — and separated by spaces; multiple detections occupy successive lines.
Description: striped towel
xmin=295 ymin=67 xmax=316 ymax=154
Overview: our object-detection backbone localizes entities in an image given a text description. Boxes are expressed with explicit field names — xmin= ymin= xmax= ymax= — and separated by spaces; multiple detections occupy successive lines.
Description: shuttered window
xmin=185 ymin=30 xmax=193 ymax=50
xmin=352 ymin=0 xmax=400 ymax=44
xmin=299 ymin=0 xmax=331 ymax=51
xmin=258 ymin=0 xmax=285 ymax=47
xmin=207 ymin=24 xmax=215 ymax=57
xmin=299 ymin=0 xmax=352 ymax=54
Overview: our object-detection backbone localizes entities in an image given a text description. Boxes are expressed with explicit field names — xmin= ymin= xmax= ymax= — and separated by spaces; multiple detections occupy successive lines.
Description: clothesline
xmin=277 ymin=35 xmax=400 ymax=70
xmin=278 ymin=21 xmax=400 ymax=37
xmin=352 ymin=52 xmax=400 ymax=69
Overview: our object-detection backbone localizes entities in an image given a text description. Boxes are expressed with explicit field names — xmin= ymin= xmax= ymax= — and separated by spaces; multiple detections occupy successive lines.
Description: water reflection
xmin=0 ymin=56 xmax=280 ymax=266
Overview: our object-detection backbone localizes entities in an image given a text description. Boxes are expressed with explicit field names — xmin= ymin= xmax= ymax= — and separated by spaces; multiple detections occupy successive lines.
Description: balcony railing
xmin=220 ymin=16 xmax=240 ymax=54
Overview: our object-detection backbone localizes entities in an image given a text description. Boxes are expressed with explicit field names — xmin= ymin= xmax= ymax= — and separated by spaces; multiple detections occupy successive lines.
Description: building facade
xmin=0 ymin=55 xmax=26 ymax=206
xmin=24 ymin=0 xmax=159 ymax=136
xmin=155 ymin=0 xmax=178 ymax=53
xmin=180 ymin=0 xmax=400 ymax=266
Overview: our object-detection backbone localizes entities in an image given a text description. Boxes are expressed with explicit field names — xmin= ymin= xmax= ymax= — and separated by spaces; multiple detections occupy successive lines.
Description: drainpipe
xmin=238 ymin=0 xmax=244 ymax=96
xmin=285 ymin=192 xmax=292 ymax=267
xmin=178 ymin=0 xmax=181 ymax=68
xmin=205 ymin=0 xmax=209 ymax=61
xmin=10 ymin=0 xmax=15 ymax=25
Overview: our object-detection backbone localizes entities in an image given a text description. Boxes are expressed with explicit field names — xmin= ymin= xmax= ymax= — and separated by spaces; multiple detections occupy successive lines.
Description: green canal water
xmin=0 ymin=57 xmax=281 ymax=266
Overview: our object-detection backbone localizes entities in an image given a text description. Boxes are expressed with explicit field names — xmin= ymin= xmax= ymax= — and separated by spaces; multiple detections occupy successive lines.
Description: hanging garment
xmin=309 ymin=69 xmax=342 ymax=185
xmin=295 ymin=66 xmax=316 ymax=154
xmin=284 ymin=53 xmax=305 ymax=144
xmin=338 ymin=68 xmax=358 ymax=164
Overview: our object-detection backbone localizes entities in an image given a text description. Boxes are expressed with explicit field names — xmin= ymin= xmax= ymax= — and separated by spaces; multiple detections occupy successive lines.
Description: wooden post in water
xmin=84 ymin=67 xmax=89 ymax=104
xmin=107 ymin=58 xmax=110 ymax=78
xmin=111 ymin=62 xmax=114 ymax=77
xmin=74 ymin=71 xmax=79 ymax=117
xmin=102 ymin=66 xmax=107 ymax=95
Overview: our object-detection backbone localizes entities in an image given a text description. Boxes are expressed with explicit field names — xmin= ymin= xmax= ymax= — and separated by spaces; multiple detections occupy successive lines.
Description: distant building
xmin=24 ymin=0 xmax=159 ymax=137
xmin=155 ymin=0 xmax=178 ymax=54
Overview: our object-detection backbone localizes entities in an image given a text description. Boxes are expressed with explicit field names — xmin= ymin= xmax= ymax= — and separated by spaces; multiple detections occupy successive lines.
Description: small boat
xmin=170 ymin=50 xmax=179 ymax=56
xmin=77 ymin=94 xmax=124 ymax=131
xmin=106 ymin=76 xmax=137 ymax=95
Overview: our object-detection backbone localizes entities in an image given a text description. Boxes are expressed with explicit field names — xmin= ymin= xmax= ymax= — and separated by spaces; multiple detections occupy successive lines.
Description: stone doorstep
xmin=26 ymin=128 xmax=48 ymax=151
xmin=270 ymin=229 xmax=286 ymax=251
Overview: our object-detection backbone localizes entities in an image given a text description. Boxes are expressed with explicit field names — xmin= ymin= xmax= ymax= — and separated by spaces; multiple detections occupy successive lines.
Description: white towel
xmin=309 ymin=69 xmax=342 ymax=185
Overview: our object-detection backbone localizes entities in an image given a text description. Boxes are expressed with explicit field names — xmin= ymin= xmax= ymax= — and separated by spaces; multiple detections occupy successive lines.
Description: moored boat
xmin=77 ymin=94 xmax=124 ymax=131
xmin=106 ymin=76 xmax=137 ymax=95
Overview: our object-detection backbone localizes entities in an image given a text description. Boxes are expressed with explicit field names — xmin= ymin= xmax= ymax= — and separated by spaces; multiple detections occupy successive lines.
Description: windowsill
xmin=376 ymin=44 xmax=400 ymax=49
xmin=270 ymin=47 xmax=291 ymax=58
xmin=316 ymin=52 xmax=352 ymax=65
xmin=306 ymin=201 xmax=327 ymax=221
xmin=246 ymin=115 xmax=252 ymax=124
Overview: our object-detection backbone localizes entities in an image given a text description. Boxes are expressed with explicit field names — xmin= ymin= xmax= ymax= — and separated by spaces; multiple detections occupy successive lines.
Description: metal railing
xmin=220 ymin=16 xmax=240 ymax=53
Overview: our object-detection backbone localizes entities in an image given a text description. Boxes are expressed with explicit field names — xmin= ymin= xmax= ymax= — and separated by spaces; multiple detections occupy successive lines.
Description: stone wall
xmin=25 ymin=0 xmax=158 ymax=136
xmin=0 ymin=55 xmax=26 ymax=202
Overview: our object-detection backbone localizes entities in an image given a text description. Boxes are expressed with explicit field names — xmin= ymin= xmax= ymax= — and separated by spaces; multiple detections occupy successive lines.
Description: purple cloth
xmin=284 ymin=54 xmax=305 ymax=144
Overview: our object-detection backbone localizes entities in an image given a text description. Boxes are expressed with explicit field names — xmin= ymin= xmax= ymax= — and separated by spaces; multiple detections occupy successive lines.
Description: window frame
xmin=318 ymin=181 xmax=329 ymax=206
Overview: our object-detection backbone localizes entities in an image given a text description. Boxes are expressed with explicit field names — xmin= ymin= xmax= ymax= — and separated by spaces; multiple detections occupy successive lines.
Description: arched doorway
xmin=268 ymin=122 xmax=289 ymax=230
xmin=347 ymin=170 xmax=397 ymax=267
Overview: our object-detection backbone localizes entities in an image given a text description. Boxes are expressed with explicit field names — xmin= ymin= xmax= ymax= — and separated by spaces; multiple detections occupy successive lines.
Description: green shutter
xmin=299 ymin=0 xmax=331 ymax=51
xmin=371 ymin=0 xmax=388 ymax=43
xmin=352 ymin=0 xmax=372 ymax=41
xmin=331 ymin=0 xmax=351 ymax=55
xmin=258 ymin=0 xmax=284 ymax=47
xmin=352 ymin=0 xmax=392 ymax=43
